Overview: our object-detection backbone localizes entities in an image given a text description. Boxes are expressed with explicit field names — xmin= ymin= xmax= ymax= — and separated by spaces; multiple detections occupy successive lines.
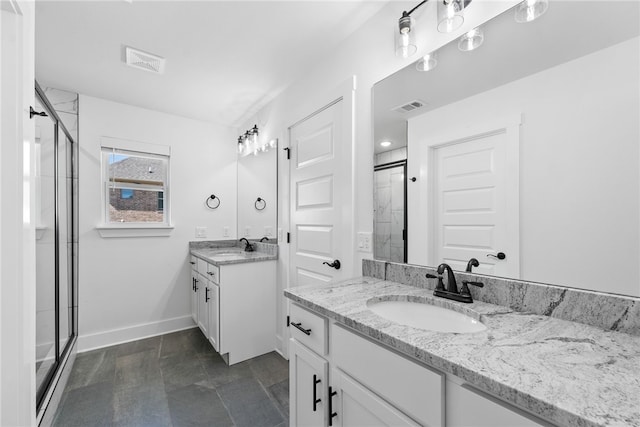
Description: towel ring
xmin=206 ymin=194 xmax=220 ymax=209
xmin=255 ymin=197 xmax=266 ymax=211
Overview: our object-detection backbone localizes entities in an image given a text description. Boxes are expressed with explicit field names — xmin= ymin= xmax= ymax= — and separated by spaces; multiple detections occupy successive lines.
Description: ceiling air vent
xmin=392 ymin=99 xmax=426 ymax=114
xmin=125 ymin=46 xmax=166 ymax=74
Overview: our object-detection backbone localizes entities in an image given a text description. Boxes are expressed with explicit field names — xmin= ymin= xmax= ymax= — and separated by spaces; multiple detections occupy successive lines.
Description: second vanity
xmin=190 ymin=241 xmax=277 ymax=365
xmin=285 ymin=271 xmax=640 ymax=427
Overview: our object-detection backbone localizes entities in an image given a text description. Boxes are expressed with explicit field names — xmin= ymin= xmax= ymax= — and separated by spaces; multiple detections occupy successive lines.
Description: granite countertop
xmin=191 ymin=247 xmax=277 ymax=266
xmin=285 ymin=276 xmax=640 ymax=427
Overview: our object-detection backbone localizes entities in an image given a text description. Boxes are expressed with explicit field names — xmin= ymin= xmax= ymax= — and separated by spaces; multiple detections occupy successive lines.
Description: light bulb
xmin=515 ymin=0 xmax=548 ymax=23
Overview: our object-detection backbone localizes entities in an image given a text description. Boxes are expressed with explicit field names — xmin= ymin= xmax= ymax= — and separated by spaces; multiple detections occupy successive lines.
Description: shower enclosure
xmin=34 ymin=82 xmax=78 ymax=413
xmin=374 ymin=160 xmax=407 ymax=263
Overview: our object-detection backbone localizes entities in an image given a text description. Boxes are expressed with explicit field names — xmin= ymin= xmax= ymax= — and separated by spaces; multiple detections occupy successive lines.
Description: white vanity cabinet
xmin=288 ymin=303 xmax=443 ymax=427
xmin=190 ymin=254 xmax=276 ymax=365
xmin=289 ymin=302 xmax=551 ymax=427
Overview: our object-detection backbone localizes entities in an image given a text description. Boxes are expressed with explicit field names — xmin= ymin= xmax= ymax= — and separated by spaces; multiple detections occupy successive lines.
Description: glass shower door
xmin=374 ymin=162 xmax=407 ymax=263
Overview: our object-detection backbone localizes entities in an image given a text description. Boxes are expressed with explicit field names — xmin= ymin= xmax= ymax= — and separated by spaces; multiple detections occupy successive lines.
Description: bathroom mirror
xmin=237 ymin=143 xmax=278 ymax=241
xmin=373 ymin=0 xmax=640 ymax=297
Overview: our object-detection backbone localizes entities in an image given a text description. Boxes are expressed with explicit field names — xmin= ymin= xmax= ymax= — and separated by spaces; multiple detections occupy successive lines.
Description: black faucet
xmin=239 ymin=238 xmax=254 ymax=252
xmin=427 ymin=263 xmax=484 ymax=303
xmin=437 ymin=263 xmax=458 ymax=293
xmin=259 ymin=237 xmax=269 ymax=242
xmin=466 ymin=258 xmax=479 ymax=273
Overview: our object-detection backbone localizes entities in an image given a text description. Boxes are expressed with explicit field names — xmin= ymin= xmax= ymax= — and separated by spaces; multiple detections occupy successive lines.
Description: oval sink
xmin=367 ymin=300 xmax=486 ymax=333
xmin=211 ymin=252 xmax=243 ymax=257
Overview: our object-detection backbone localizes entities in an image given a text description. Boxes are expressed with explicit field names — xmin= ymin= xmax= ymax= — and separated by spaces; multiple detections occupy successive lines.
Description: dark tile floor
xmin=52 ymin=328 xmax=289 ymax=427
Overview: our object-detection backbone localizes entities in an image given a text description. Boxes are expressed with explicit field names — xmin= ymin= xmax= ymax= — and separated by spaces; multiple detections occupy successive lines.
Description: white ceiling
xmin=35 ymin=0 xmax=389 ymax=127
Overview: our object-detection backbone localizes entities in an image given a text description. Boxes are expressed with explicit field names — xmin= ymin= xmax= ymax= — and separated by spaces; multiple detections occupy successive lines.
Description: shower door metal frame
xmin=34 ymin=81 xmax=77 ymax=412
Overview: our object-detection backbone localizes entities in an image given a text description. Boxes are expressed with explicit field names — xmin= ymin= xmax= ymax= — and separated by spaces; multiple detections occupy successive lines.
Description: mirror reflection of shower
xmin=374 ymin=148 xmax=407 ymax=263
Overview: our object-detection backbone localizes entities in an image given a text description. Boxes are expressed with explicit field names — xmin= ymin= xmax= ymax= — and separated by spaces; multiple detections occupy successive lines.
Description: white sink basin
xmin=367 ymin=300 xmax=487 ymax=333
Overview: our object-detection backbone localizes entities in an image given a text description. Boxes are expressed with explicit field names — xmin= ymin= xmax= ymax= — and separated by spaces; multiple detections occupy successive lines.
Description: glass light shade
xmin=416 ymin=52 xmax=438 ymax=71
xmin=515 ymin=0 xmax=549 ymax=23
xmin=458 ymin=27 xmax=484 ymax=52
xmin=437 ymin=0 xmax=466 ymax=33
xmin=395 ymin=17 xmax=417 ymax=58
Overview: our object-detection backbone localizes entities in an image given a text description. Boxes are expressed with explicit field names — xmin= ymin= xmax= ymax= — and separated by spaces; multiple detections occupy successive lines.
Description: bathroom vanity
xmin=285 ymin=264 xmax=640 ymax=427
xmin=190 ymin=241 xmax=277 ymax=365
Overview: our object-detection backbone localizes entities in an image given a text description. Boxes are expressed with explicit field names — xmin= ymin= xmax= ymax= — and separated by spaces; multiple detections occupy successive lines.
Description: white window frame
xmin=96 ymin=137 xmax=174 ymax=238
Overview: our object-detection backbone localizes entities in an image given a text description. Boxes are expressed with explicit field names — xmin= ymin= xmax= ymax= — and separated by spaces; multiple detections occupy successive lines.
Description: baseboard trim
xmin=78 ymin=315 xmax=196 ymax=353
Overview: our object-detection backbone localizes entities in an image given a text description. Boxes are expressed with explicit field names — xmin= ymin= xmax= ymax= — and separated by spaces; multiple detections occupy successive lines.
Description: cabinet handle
xmin=328 ymin=386 xmax=338 ymax=426
xmin=192 ymin=277 xmax=195 ymax=291
xmin=313 ymin=375 xmax=321 ymax=412
xmin=189 ymin=261 xmax=195 ymax=265
xmin=194 ymin=278 xmax=198 ymax=291
xmin=291 ymin=322 xmax=311 ymax=336
xmin=207 ymin=271 xmax=214 ymax=276
xmin=205 ymin=287 xmax=210 ymax=302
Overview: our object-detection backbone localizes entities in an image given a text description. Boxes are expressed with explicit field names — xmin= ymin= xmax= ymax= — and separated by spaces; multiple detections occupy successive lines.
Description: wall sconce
xmin=458 ymin=26 xmax=484 ymax=52
xmin=515 ymin=0 xmax=549 ymax=23
xmin=395 ymin=0 xmax=473 ymax=59
xmin=237 ymin=126 xmax=277 ymax=157
xmin=437 ymin=0 xmax=472 ymax=33
xmin=416 ymin=51 xmax=438 ymax=71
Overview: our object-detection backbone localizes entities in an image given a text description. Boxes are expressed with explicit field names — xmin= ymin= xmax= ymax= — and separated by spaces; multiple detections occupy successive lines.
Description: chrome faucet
xmin=239 ymin=238 xmax=254 ymax=252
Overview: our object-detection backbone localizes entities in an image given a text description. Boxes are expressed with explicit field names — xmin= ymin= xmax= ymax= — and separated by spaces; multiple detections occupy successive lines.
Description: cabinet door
xmin=330 ymin=369 xmax=419 ymax=427
xmin=446 ymin=381 xmax=551 ymax=427
xmin=197 ymin=274 xmax=209 ymax=337
xmin=290 ymin=339 xmax=328 ymax=427
xmin=190 ymin=271 xmax=198 ymax=323
xmin=208 ymin=283 xmax=220 ymax=352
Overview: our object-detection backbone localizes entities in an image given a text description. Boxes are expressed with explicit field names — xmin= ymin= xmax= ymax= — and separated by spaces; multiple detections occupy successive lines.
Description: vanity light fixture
xmin=395 ymin=0 xmax=472 ymax=58
xmin=437 ymin=0 xmax=472 ymax=33
xmin=237 ymin=126 xmax=277 ymax=157
xmin=416 ymin=51 xmax=438 ymax=71
xmin=458 ymin=27 xmax=484 ymax=52
xmin=515 ymin=0 xmax=549 ymax=23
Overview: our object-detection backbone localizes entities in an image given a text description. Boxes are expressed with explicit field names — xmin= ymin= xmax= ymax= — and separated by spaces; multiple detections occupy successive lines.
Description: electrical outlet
xmin=278 ymin=228 xmax=283 ymax=241
xmin=195 ymin=226 xmax=207 ymax=238
xmin=264 ymin=226 xmax=273 ymax=236
xmin=244 ymin=226 xmax=251 ymax=237
xmin=357 ymin=232 xmax=373 ymax=252
xmin=223 ymin=226 xmax=230 ymax=237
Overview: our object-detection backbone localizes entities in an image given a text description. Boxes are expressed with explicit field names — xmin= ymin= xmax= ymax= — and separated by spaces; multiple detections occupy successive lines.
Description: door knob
xmin=487 ymin=252 xmax=506 ymax=260
xmin=322 ymin=259 xmax=341 ymax=270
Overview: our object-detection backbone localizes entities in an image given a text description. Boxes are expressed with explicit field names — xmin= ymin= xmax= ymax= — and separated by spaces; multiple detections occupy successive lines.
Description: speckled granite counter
xmin=190 ymin=240 xmax=277 ymax=266
xmin=285 ymin=276 xmax=640 ymax=427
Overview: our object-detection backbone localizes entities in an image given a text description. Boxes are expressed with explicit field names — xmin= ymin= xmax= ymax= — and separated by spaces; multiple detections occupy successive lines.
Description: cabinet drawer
xmin=206 ymin=264 xmax=220 ymax=284
xmin=289 ymin=303 xmax=328 ymax=356
xmin=196 ymin=258 xmax=208 ymax=276
xmin=332 ymin=323 xmax=444 ymax=427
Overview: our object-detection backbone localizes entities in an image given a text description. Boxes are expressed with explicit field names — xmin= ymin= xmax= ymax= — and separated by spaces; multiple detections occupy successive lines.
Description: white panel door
xmin=432 ymin=131 xmax=517 ymax=276
xmin=197 ymin=273 xmax=209 ymax=337
xmin=190 ymin=270 xmax=198 ymax=324
xmin=208 ymin=283 xmax=219 ymax=352
xmin=290 ymin=100 xmax=349 ymax=288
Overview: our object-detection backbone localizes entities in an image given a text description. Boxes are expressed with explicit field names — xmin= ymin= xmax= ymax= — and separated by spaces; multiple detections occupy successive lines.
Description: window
xmin=100 ymin=138 xmax=171 ymax=229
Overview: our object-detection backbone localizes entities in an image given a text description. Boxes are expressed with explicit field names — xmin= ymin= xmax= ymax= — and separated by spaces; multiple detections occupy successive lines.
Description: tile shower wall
xmin=374 ymin=147 xmax=406 ymax=263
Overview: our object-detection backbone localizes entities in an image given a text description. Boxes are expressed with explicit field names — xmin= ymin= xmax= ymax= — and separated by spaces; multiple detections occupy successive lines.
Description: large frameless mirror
xmin=373 ymin=0 xmax=640 ymax=297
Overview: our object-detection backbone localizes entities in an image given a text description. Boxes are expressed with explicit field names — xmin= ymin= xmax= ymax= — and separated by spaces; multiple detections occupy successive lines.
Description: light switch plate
xmin=223 ymin=226 xmax=230 ymax=237
xmin=357 ymin=232 xmax=373 ymax=252
xmin=244 ymin=226 xmax=251 ymax=237
xmin=264 ymin=226 xmax=273 ymax=236
xmin=195 ymin=226 xmax=207 ymax=238
xmin=278 ymin=228 xmax=283 ymax=241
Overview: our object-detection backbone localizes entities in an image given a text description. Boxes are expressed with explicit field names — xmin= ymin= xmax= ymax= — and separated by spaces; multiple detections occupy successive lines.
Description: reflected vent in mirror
xmin=125 ymin=46 xmax=166 ymax=74
xmin=392 ymin=99 xmax=426 ymax=114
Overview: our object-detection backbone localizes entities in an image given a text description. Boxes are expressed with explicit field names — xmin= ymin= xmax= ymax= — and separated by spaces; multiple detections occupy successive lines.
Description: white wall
xmin=407 ymin=37 xmax=640 ymax=296
xmin=236 ymin=1 xmax=517 ymax=353
xmin=1 ymin=1 xmax=37 ymax=425
xmin=78 ymin=95 xmax=237 ymax=351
